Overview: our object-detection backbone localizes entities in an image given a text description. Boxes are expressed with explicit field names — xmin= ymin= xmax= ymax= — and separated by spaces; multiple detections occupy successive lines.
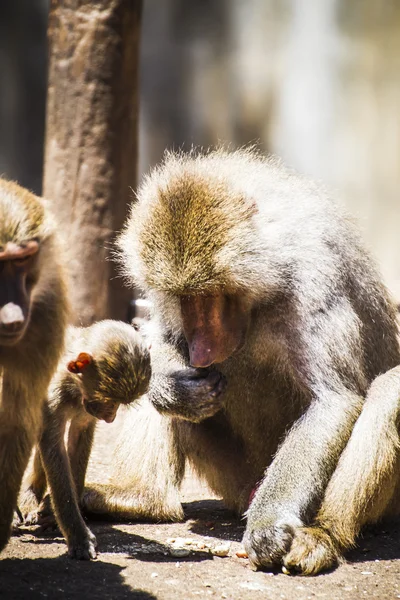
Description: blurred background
xmin=0 ymin=0 xmax=399 ymax=300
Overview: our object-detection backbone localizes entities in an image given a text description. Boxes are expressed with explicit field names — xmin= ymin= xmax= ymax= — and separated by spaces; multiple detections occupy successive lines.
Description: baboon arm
xmin=282 ymin=366 xmax=400 ymax=575
xmin=67 ymin=416 xmax=96 ymax=500
xmin=39 ymin=404 xmax=94 ymax=556
xmin=249 ymin=387 xmax=363 ymax=525
xmin=0 ymin=424 xmax=34 ymax=550
xmin=317 ymin=365 xmax=400 ymax=545
xmin=248 ymin=298 xmax=370 ymax=524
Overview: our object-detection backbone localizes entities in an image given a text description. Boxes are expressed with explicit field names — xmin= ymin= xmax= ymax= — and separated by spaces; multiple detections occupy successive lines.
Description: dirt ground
xmin=2 ymin=416 xmax=400 ymax=600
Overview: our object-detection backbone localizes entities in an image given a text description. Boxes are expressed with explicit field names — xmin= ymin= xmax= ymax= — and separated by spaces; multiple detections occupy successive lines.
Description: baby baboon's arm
xmin=39 ymin=401 xmax=97 ymax=560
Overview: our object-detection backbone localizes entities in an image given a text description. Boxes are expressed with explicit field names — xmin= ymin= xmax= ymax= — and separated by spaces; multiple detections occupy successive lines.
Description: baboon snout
xmin=0 ymin=302 xmax=26 ymax=342
xmin=181 ymin=293 xmax=249 ymax=367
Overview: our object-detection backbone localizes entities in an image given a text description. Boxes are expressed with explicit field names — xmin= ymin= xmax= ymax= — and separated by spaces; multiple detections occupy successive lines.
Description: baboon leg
xmin=178 ymin=415 xmax=257 ymax=514
xmin=284 ymin=366 xmax=400 ymax=575
xmin=19 ymin=447 xmax=48 ymax=520
xmin=67 ymin=416 xmax=96 ymax=501
xmin=0 ymin=423 xmax=34 ymax=550
xmin=82 ymin=401 xmax=185 ymax=521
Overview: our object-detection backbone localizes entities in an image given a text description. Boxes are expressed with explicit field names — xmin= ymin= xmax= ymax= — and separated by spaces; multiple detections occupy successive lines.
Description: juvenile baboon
xmin=0 ymin=179 xmax=68 ymax=552
xmin=20 ymin=320 xmax=151 ymax=560
xmin=82 ymin=148 xmax=400 ymax=574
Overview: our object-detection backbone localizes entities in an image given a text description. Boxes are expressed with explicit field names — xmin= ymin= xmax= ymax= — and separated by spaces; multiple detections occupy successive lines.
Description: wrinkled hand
xmin=244 ymin=517 xmax=301 ymax=570
xmin=163 ymin=368 xmax=227 ymax=422
xmin=243 ymin=506 xmax=339 ymax=575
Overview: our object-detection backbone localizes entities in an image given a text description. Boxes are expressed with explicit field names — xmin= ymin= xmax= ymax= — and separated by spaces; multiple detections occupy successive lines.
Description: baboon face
xmin=67 ymin=330 xmax=152 ymax=423
xmin=82 ymin=397 xmax=120 ymax=424
xmin=0 ymin=240 xmax=40 ymax=346
xmin=67 ymin=353 xmax=121 ymax=423
xmin=180 ymin=292 xmax=250 ymax=367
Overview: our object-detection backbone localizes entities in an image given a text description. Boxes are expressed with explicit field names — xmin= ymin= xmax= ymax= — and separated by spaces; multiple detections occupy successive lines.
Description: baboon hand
xmin=244 ymin=498 xmax=305 ymax=571
xmin=243 ymin=520 xmax=299 ymax=570
xmin=68 ymin=527 xmax=97 ymax=560
xmin=244 ymin=522 xmax=339 ymax=575
xmin=171 ymin=368 xmax=227 ymax=422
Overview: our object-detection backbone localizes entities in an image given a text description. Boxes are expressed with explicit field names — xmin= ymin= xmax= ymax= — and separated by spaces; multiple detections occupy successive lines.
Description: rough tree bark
xmin=43 ymin=0 xmax=142 ymax=325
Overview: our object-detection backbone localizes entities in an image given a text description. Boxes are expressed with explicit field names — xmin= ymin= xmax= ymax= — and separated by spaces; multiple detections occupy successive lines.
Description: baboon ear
xmin=67 ymin=352 xmax=93 ymax=374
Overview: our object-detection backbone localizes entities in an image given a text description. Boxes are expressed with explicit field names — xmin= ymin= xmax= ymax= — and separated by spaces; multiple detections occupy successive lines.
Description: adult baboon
xmin=83 ymin=148 xmax=400 ymax=574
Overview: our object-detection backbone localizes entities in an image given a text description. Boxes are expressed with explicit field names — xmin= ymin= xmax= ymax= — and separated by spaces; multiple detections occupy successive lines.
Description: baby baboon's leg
xmin=284 ymin=366 xmax=400 ymax=575
xmin=82 ymin=400 xmax=185 ymax=521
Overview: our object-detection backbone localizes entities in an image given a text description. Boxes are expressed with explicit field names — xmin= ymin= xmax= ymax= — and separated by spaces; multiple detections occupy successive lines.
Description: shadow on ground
xmin=347 ymin=517 xmax=400 ymax=563
xmin=0 ymin=556 xmax=156 ymax=600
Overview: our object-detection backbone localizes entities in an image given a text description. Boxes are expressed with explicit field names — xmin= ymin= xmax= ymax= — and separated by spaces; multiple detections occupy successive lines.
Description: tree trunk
xmin=43 ymin=0 xmax=142 ymax=325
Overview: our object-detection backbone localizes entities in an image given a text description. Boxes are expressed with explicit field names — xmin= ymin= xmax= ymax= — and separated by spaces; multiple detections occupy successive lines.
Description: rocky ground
xmin=2 ymin=418 xmax=400 ymax=600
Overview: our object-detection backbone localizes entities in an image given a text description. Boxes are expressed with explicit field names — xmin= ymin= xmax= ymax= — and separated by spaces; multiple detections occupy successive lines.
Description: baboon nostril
xmin=0 ymin=303 xmax=25 ymax=330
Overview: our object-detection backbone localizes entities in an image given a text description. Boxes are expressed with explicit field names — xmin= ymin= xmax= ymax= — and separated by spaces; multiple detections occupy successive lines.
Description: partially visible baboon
xmin=82 ymin=148 xmax=400 ymax=574
xmin=0 ymin=179 xmax=68 ymax=552
xmin=20 ymin=320 xmax=151 ymax=560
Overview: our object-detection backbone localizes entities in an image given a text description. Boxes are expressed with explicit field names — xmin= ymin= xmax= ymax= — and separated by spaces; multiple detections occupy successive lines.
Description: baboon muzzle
xmin=180 ymin=293 xmax=247 ymax=367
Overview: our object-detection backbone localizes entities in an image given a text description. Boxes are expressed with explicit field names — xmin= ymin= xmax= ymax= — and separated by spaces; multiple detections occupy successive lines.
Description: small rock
xmin=172 ymin=537 xmax=187 ymax=546
xmin=211 ymin=543 xmax=231 ymax=557
xmin=236 ymin=550 xmax=248 ymax=559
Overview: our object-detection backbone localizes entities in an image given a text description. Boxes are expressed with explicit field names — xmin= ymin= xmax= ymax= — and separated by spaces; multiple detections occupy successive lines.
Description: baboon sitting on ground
xmin=83 ymin=148 xmax=400 ymax=574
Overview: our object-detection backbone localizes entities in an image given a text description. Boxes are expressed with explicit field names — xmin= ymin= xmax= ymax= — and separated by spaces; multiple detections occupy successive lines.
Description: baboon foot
xmin=282 ymin=527 xmax=340 ymax=575
xmin=24 ymin=494 xmax=57 ymax=530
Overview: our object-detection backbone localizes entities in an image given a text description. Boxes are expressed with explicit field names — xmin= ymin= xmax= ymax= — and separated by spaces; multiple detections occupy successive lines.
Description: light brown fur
xmin=283 ymin=365 xmax=400 ymax=574
xmin=83 ymin=148 xmax=399 ymax=574
xmin=20 ymin=320 xmax=151 ymax=559
xmin=0 ymin=178 xmax=68 ymax=552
